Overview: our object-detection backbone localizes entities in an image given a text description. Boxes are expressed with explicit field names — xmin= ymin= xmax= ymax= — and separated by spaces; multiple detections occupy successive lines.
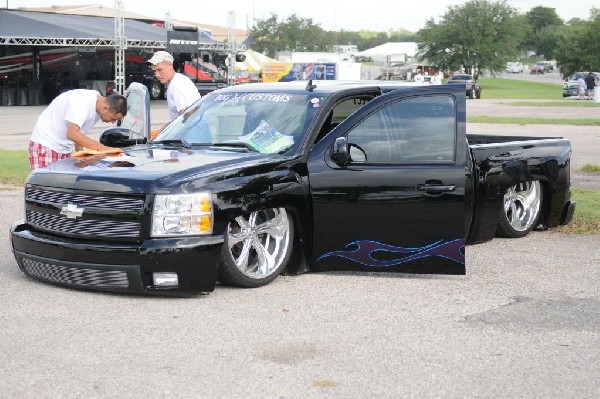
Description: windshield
xmin=154 ymin=91 xmax=326 ymax=154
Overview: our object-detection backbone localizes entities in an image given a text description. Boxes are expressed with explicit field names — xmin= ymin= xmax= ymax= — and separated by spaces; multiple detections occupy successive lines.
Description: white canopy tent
xmin=357 ymin=42 xmax=418 ymax=64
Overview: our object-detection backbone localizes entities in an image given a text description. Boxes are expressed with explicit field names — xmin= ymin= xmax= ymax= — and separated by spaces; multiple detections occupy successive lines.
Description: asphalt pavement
xmin=0 ymin=89 xmax=599 ymax=398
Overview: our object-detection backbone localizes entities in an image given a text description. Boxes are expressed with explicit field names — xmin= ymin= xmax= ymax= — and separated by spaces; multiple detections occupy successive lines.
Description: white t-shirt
xmin=413 ymin=74 xmax=424 ymax=84
xmin=30 ymin=89 xmax=100 ymax=154
xmin=166 ymin=73 xmax=201 ymax=121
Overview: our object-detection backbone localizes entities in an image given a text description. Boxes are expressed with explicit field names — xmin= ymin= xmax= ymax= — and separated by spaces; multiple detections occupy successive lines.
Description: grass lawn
xmin=554 ymin=187 xmax=600 ymax=234
xmin=478 ymin=77 xmax=563 ymax=99
xmin=503 ymin=101 xmax=600 ymax=107
xmin=467 ymin=116 xmax=600 ymax=125
xmin=0 ymin=150 xmax=29 ymax=189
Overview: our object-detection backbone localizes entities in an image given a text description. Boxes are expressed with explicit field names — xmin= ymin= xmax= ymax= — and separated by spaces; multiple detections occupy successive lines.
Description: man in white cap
xmin=147 ymin=51 xmax=201 ymax=121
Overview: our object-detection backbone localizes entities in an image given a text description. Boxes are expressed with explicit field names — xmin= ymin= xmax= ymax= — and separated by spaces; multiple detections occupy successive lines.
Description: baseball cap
xmin=147 ymin=51 xmax=174 ymax=65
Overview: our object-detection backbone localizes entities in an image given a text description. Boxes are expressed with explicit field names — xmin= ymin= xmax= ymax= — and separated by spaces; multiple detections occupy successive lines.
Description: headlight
xmin=151 ymin=193 xmax=213 ymax=237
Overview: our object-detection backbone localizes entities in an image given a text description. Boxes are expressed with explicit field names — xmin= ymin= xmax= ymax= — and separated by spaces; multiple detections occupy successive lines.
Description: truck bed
xmin=467 ymin=134 xmax=562 ymax=146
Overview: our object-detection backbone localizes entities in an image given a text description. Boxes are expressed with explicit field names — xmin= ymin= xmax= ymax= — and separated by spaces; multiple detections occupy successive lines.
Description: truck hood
xmin=26 ymin=146 xmax=284 ymax=193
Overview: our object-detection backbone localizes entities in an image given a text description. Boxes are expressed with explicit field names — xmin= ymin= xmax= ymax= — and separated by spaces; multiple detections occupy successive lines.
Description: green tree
xmin=248 ymin=14 xmax=332 ymax=58
xmin=554 ymin=9 xmax=600 ymax=78
xmin=334 ymin=30 xmax=363 ymax=50
xmin=388 ymin=29 xmax=420 ymax=42
xmin=525 ymin=6 xmax=563 ymax=55
xmin=417 ymin=0 xmax=525 ymax=78
xmin=536 ymin=25 xmax=564 ymax=60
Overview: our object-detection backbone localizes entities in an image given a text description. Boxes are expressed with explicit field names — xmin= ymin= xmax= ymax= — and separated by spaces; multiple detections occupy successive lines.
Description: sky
xmin=9 ymin=0 xmax=600 ymax=32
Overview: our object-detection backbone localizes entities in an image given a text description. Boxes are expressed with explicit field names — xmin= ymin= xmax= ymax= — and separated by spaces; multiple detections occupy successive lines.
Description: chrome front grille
xmin=27 ymin=210 xmax=140 ymax=238
xmin=25 ymin=187 xmax=145 ymax=240
xmin=21 ymin=256 xmax=129 ymax=288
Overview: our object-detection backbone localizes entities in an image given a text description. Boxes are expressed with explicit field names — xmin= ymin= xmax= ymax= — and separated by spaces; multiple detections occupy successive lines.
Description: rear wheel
xmin=496 ymin=181 xmax=542 ymax=238
xmin=468 ymin=89 xmax=474 ymax=99
xmin=148 ymin=80 xmax=163 ymax=100
xmin=476 ymin=89 xmax=481 ymax=99
xmin=218 ymin=208 xmax=293 ymax=288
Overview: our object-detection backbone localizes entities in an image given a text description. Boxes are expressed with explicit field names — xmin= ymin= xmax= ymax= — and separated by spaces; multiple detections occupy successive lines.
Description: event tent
xmin=235 ymin=49 xmax=276 ymax=71
xmin=357 ymin=42 xmax=419 ymax=64
xmin=0 ymin=9 xmax=223 ymax=49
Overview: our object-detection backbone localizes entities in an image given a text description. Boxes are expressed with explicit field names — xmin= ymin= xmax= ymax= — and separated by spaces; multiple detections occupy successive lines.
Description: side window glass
xmin=314 ymin=97 xmax=373 ymax=145
xmin=347 ymin=95 xmax=456 ymax=163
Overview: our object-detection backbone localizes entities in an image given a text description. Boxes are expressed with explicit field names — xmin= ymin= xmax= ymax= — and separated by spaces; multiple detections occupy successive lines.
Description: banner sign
xmin=167 ymin=30 xmax=199 ymax=53
xmin=261 ymin=62 xmax=337 ymax=82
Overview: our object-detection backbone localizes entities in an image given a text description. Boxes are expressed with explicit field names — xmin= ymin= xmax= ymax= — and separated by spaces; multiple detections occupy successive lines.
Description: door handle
xmin=416 ymin=184 xmax=456 ymax=193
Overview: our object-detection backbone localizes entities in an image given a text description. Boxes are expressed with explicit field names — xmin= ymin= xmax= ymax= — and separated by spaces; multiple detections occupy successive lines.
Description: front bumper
xmin=10 ymin=220 xmax=223 ymax=295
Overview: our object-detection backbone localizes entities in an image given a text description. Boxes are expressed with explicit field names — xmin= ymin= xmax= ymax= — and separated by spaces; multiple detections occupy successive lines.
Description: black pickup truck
xmin=10 ymin=81 xmax=576 ymax=294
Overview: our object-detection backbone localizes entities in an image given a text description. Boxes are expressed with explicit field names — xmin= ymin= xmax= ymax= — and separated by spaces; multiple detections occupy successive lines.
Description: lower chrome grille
xmin=20 ymin=257 xmax=129 ymax=288
xmin=27 ymin=210 xmax=139 ymax=238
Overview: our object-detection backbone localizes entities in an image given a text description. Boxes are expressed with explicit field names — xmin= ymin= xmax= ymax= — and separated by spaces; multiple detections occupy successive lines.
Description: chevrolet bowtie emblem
xmin=60 ymin=203 xmax=84 ymax=220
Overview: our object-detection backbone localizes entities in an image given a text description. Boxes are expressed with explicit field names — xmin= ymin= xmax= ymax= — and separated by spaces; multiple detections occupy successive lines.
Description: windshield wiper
xmin=152 ymin=139 xmax=192 ymax=149
xmin=201 ymin=142 xmax=258 ymax=152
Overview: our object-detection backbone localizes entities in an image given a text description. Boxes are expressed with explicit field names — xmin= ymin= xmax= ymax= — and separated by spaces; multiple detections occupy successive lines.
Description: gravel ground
xmin=0 ymin=188 xmax=599 ymax=398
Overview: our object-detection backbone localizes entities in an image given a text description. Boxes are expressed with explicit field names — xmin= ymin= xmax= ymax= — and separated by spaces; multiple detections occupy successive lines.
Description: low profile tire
xmin=496 ymin=181 xmax=542 ymax=238
xmin=148 ymin=81 xmax=163 ymax=100
xmin=218 ymin=208 xmax=294 ymax=288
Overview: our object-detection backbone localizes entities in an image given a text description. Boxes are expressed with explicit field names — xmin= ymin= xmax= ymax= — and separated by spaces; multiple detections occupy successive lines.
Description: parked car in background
xmin=506 ymin=62 xmax=524 ymax=73
xmin=530 ymin=62 xmax=545 ymax=74
xmin=530 ymin=62 xmax=552 ymax=75
xmin=563 ymin=72 xmax=600 ymax=97
xmin=447 ymin=73 xmax=481 ymax=99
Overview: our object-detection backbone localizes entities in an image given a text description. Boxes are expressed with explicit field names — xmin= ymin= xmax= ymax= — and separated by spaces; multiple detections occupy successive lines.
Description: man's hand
xmin=97 ymin=144 xmax=117 ymax=152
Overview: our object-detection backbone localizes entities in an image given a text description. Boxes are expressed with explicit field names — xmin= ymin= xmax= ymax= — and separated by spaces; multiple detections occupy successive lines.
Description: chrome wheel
xmin=149 ymin=81 xmax=162 ymax=100
xmin=219 ymin=208 xmax=293 ymax=287
xmin=496 ymin=181 xmax=542 ymax=238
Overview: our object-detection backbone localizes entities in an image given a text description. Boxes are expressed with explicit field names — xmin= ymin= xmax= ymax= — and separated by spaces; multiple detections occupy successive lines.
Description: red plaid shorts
xmin=28 ymin=141 xmax=71 ymax=170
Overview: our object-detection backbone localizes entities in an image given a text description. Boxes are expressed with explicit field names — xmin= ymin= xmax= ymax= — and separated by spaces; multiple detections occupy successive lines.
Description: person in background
xmin=432 ymin=70 xmax=443 ymax=85
xmin=28 ymin=90 xmax=126 ymax=170
xmin=413 ymin=70 xmax=424 ymax=84
xmin=584 ymin=72 xmax=596 ymax=100
xmin=147 ymin=51 xmax=201 ymax=121
xmin=577 ymin=73 xmax=587 ymax=100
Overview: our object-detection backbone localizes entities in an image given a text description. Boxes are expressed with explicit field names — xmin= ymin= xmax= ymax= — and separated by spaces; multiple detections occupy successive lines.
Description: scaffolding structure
xmin=226 ymin=11 xmax=236 ymax=86
xmin=114 ymin=0 xmax=126 ymax=95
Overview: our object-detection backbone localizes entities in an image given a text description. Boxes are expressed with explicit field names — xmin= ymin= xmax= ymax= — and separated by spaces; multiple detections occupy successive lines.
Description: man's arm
xmin=66 ymin=122 xmax=114 ymax=152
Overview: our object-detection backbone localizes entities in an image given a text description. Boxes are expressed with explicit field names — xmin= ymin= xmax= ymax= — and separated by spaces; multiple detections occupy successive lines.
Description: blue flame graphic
xmin=318 ymin=239 xmax=465 ymax=267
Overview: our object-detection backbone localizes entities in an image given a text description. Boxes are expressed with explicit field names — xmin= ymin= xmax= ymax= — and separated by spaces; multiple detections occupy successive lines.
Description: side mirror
xmin=331 ymin=136 xmax=349 ymax=165
xmin=100 ymin=127 xmax=147 ymax=148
